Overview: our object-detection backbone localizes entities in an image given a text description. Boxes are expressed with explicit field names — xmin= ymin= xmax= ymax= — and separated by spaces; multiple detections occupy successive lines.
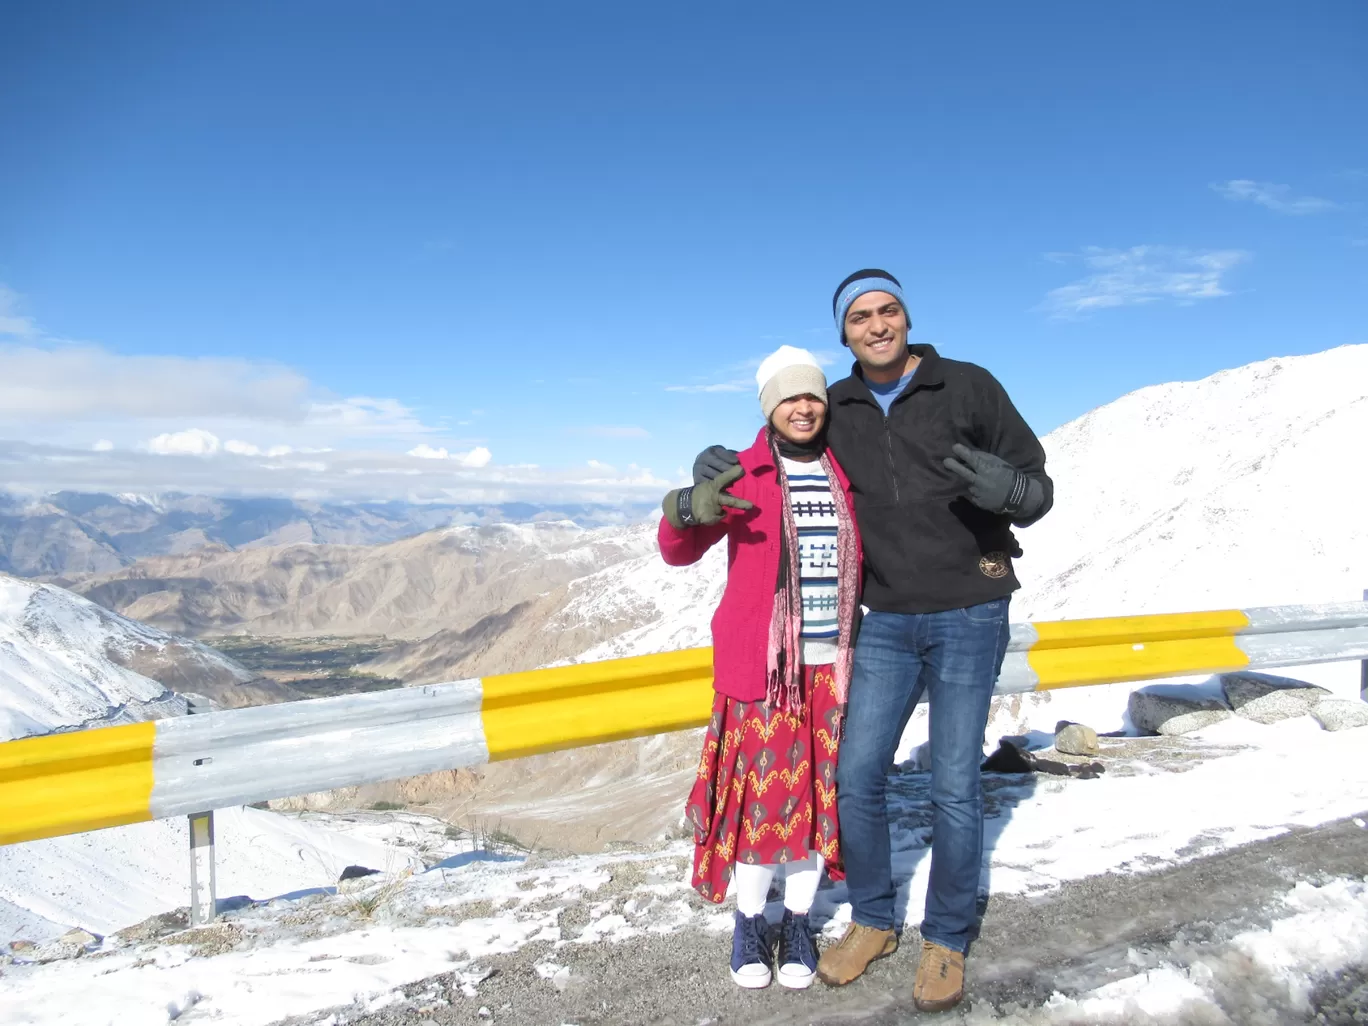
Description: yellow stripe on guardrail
xmin=481 ymin=647 xmax=715 ymax=760
xmin=1028 ymin=609 xmax=1252 ymax=688
xmin=2 ymin=602 xmax=1364 ymax=849
xmin=0 ymin=721 xmax=156 ymax=845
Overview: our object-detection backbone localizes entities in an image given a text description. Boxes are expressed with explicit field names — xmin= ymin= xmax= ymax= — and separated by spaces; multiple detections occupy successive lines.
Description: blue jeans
xmin=836 ymin=598 xmax=1010 ymax=953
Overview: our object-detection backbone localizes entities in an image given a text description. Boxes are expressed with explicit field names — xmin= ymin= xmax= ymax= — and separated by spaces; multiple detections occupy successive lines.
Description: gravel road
xmin=286 ymin=813 xmax=1368 ymax=1026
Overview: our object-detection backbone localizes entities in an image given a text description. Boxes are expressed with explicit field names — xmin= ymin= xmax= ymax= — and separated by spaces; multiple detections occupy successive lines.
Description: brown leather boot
xmin=913 ymin=940 xmax=966 ymax=1012
xmin=815 ymin=922 xmax=898 ymax=986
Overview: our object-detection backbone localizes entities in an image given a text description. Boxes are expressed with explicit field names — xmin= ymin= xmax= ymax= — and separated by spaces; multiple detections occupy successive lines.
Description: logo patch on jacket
xmin=978 ymin=552 xmax=1010 ymax=579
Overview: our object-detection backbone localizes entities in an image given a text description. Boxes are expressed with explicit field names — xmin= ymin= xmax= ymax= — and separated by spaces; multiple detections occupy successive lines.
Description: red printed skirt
xmin=686 ymin=663 xmax=844 ymax=903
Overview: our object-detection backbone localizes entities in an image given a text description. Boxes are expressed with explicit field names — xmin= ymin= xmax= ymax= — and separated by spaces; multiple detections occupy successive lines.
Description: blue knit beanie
xmin=832 ymin=268 xmax=908 ymax=345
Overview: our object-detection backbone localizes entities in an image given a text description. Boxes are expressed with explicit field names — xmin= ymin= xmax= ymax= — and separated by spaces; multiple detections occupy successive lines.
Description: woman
xmin=658 ymin=345 xmax=862 ymax=991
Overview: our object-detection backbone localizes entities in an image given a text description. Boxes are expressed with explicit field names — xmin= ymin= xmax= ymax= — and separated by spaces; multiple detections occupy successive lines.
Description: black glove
xmin=942 ymin=443 xmax=1045 ymax=518
xmin=662 ymin=464 xmax=753 ymax=529
xmin=692 ymin=444 xmax=740 ymax=485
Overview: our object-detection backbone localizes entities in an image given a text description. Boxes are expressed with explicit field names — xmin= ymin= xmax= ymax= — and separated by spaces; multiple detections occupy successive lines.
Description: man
xmin=692 ymin=268 xmax=1052 ymax=1012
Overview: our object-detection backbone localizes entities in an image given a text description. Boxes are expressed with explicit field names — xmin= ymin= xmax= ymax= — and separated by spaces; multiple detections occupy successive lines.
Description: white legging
xmin=733 ymin=853 xmax=824 ymax=917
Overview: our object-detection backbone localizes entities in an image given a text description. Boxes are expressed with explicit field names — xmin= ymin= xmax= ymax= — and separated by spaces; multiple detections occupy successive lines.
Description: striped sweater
xmin=781 ymin=456 xmax=840 ymax=665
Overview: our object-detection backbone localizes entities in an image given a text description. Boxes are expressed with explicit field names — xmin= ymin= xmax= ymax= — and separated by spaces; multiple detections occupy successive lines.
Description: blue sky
xmin=1 ymin=2 xmax=1365 ymax=501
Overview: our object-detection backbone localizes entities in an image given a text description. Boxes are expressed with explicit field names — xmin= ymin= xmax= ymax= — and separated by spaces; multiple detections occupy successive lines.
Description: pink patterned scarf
xmin=765 ymin=434 xmax=860 ymax=719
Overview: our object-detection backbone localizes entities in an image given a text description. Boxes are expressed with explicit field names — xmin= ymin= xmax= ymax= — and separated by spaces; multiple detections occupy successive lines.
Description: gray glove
xmin=663 ymin=464 xmax=753 ymax=528
xmin=692 ymin=444 xmax=740 ymax=485
xmin=943 ymin=443 xmax=1044 ymax=518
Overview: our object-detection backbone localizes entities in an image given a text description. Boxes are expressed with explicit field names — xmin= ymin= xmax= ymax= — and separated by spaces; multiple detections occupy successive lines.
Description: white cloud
xmin=0 ymin=440 xmax=670 ymax=503
xmin=0 ymin=286 xmax=441 ymax=448
xmin=407 ymin=443 xmax=492 ymax=468
xmin=458 ymin=446 xmax=492 ymax=469
xmin=0 ymin=284 xmax=648 ymax=502
xmin=1212 ymin=180 xmax=1339 ymax=215
xmin=304 ymin=396 xmax=434 ymax=437
xmin=0 ymin=344 xmax=313 ymax=420
xmin=224 ymin=439 xmax=293 ymax=457
xmin=408 ymin=444 xmax=450 ymax=460
xmin=1038 ymin=246 xmax=1250 ymax=318
xmin=147 ymin=428 xmax=221 ymax=456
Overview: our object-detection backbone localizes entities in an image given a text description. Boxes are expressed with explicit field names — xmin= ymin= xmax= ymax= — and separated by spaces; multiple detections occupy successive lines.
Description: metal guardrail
xmin=3 ymin=602 xmax=1367 ymax=848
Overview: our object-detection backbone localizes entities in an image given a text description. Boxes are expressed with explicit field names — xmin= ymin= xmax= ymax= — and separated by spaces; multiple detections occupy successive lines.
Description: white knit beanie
xmin=755 ymin=345 xmax=827 ymax=421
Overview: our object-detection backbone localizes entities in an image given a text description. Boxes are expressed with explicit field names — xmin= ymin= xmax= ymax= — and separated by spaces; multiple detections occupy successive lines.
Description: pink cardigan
xmin=657 ymin=427 xmax=863 ymax=703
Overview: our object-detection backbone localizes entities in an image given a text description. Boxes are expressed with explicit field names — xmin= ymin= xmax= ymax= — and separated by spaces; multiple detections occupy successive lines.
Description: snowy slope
xmin=0 ymin=573 xmax=264 ymax=741
xmin=0 ymin=575 xmax=420 ymax=947
xmin=552 ymin=528 xmax=726 ymax=664
xmin=1015 ymin=343 xmax=1368 ymax=619
xmin=0 ymin=806 xmax=418 ymax=944
xmin=4 ymin=575 xmax=195 ymax=740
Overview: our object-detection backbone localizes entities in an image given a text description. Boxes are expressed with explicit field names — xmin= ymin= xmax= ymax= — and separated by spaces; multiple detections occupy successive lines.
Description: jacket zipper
xmin=883 ymin=408 xmax=900 ymax=504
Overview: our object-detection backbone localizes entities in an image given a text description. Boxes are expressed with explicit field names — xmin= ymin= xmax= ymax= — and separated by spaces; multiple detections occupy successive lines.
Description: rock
xmin=1033 ymin=755 xmax=1106 ymax=779
xmin=114 ymin=909 xmax=188 ymax=944
xmin=31 ymin=929 xmax=100 ymax=963
xmin=1220 ymin=672 xmax=1331 ymax=724
xmin=1128 ymin=688 xmax=1231 ymax=736
xmin=1312 ymin=700 xmax=1368 ymax=732
xmin=901 ymin=740 xmax=933 ymax=772
xmin=171 ymin=922 xmax=242 ymax=957
xmin=339 ymin=865 xmax=380 ymax=883
xmin=980 ymin=739 xmax=1034 ymax=774
xmin=1054 ymin=722 xmax=1100 ymax=756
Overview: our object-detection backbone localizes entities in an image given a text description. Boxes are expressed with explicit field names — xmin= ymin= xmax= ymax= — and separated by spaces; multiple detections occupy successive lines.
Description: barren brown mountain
xmin=74 ymin=521 xmax=656 ymax=643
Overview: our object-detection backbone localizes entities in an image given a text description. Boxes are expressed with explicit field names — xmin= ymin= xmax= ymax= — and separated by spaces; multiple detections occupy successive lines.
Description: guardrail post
xmin=183 ymin=694 xmax=217 ymax=926
xmin=188 ymin=811 xmax=217 ymax=926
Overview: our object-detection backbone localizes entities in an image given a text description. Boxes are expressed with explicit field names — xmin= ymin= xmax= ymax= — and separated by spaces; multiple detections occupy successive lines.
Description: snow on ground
xmin=0 ymin=806 xmax=424 ymax=944
xmin=3 ymin=711 xmax=1366 ymax=1026
xmin=967 ymin=875 xmax=1368 ymax=1026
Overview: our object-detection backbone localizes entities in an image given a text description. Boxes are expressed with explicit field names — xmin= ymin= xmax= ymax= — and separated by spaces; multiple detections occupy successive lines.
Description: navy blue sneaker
xmin=730 ymin=910 xmax=773 ymax=988
xmin=776 ymin=909 xmax=818 ymax=989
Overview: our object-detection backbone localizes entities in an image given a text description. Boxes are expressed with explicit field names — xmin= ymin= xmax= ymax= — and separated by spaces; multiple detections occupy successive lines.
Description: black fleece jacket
xmin=825 ymin=344 xmax=1053 ymax=614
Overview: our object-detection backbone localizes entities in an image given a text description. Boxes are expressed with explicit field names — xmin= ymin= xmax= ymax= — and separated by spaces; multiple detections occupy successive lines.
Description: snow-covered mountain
xmin=1016 ymin=343 xmax=1368 ymax=620
xmin=0 ymin=573 xmax=276 ymax=741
